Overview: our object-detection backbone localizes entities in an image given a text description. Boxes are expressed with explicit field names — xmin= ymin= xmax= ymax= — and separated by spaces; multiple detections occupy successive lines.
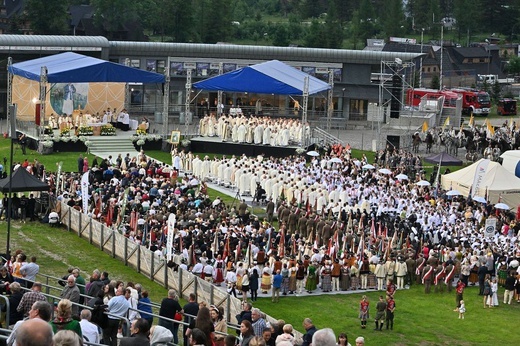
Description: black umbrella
xmin=424 ymin=152 xmax=463 ymax=166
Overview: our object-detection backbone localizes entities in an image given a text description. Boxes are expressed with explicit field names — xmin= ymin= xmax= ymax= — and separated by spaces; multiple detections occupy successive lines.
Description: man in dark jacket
xmin=302 ymin=318 xmax=317 ymax=346
xmin=120 ymin=318 xmax=150 ymax=346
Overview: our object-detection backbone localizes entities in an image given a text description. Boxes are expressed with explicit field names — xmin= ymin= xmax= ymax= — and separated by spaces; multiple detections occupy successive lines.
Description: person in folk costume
xmin=331 ymin=258 xmax=341 ymax=291
xmin=305 ymin=260 xmax=318 ymax=293
xmin=359 ymin=295 xmax=370 ymax=329
xmin=320 ymin=256 xmax=333 ymax=292
xmin=415 ymin=254 xmax=426 ymax=285
xmin=261 ymin=262 xmax=272 ymax=294
xmin=422 ymin=262 xmax=434 ymax=294
xmin=213 ymin=255 xmax=225 ymax=286
xmin=405 ymin=253 xmax=416 ymax=286
xmin=374 ymin=259 xmax=387 ymax=291
xmin=287 ymin=256 xmax=298 ymax=294
xmin=395 ymin=255 xmax=407 ymax=289
xmin=295 ymin=259 xmax=307 ymax=294
xmin=340 ymin=258 xmax=351 ymax=291
xmin=444 ymin=260 xmax=456 ymax=292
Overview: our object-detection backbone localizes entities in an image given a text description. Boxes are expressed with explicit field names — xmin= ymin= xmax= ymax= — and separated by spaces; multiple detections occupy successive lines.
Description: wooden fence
xmin=58 ymin=201 xmax=297 ymax=334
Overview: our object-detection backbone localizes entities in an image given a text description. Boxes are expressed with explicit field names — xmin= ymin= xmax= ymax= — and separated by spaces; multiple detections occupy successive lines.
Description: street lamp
xmin=485 ymin=39 xmax=491 ymax=75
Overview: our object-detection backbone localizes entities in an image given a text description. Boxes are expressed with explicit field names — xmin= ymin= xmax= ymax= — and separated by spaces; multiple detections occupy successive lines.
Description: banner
xmin=484 ymin=218 xmax=496 ymax=238
xmin=81 ymin=172 xmax=89 ymax=215
xmin=471 ymin=159 xmax=490 ymax=198
xmin=11 ymin=75 xmax=125 ymax=121
xmin=166 ymin=213 xmax=176 ymax=262
xmin=56 ymin=161 xmax=63 ymax=195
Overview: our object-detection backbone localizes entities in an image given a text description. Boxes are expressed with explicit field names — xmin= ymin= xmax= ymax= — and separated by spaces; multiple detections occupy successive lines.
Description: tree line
xmin=16 ymin=0 xmax=520 ymax=48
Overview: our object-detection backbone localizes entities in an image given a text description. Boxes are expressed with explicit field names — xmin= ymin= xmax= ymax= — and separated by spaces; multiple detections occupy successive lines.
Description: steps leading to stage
xmin=88 ymin=136 xmax=138 ymax=159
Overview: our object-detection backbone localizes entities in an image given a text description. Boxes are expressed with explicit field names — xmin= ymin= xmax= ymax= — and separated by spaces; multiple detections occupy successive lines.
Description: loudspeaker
xmin=390 ymin=74 xmax=402 ymax=118
xmin=387 ymin=135 xmax=400 ymax=150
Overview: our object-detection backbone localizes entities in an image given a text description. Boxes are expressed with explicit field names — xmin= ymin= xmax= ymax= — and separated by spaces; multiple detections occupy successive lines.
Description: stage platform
xmin=190 ymin=136 xmax=302 ymax=158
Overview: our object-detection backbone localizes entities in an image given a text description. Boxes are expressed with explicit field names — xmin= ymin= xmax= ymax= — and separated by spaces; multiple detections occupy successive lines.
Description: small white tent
xmin=441 ymin=159 xmax=520 ymax=208
xmin=499 ymin=150 xmax=520 ymax=178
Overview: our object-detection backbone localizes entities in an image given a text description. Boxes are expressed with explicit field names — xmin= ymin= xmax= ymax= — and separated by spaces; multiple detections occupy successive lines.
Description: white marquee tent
xmin=499 ymin=150 xmax=520 ymax=178
xmin=441 ymin=159 xmax=520 ymax=208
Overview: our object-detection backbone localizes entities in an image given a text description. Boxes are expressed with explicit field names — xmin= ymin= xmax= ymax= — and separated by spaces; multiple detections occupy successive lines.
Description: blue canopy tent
xmin=192 ymin=59 xmax=330 ymax=95
xmin=193 ymin=60 xmax=331 ymax=146
xmin=8 ymin=52 xmax=165 ymax=83
xmin=6 ymin=52 xmax=166 ymax=139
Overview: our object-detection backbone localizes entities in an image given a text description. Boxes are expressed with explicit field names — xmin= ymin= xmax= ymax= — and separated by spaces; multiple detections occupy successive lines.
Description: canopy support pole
xmin=217 ymin=63 xmax=223 ymax=116
xmin=326 ymin=70 xmax=334 ymax=132
xmin=39 ymin=66 xmax=47 ymax=140
xmin=124 ymin=59 xmax=131 ymax=111
xmin=6 ymin=57 xmax=13 ymax=137
xmin=301 ymin=76 xmax=309 ymax=147
xmin=163 ymin=57 xmax=171 ymax=137
xmin=185 ymin=69 xmax=192 ymax=135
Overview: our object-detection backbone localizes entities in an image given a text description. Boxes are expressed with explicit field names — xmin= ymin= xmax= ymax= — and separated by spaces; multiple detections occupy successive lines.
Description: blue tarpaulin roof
xmin=8 ymin=52 xmax=165 ymax=83
xmin=193 ymin=60 xmax=331 ymax=95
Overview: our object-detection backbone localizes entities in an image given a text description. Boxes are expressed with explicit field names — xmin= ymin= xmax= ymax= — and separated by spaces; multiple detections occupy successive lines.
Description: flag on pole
xmin=486 ymin=119 xmax=495 ymax=137
xmin=468 ymin=114 xmax=474 ymax=128
xmin=422 ymin=120 xmax=428 ymax=133
xmin=442 ymin=116 xmax=450 ymax=129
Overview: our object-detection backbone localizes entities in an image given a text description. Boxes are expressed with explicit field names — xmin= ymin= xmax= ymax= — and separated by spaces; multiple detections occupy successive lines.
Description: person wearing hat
xmin=395 ymin=256 xmax=407 ymax=290
xmin=331 ymin=258 xmax=341 ymax=292
xmin=295 ymin=260 xmax=306 ymax=294
xmin=374 ymin=259 xmax=387 ymax=291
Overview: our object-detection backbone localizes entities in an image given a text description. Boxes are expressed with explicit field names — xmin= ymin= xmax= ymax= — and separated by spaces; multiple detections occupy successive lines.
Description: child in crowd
xmin=458 ymin=300 xmax=465 ymax=319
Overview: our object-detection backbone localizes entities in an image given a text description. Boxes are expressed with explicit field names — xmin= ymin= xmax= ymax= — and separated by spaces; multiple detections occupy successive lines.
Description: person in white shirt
xmin=80 ymin=309 xmax=100 ymax=344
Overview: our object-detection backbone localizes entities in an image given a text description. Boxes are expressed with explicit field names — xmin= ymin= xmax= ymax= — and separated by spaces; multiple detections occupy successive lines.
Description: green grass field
xmin=1 ymin=138 xmax=518 ymax=345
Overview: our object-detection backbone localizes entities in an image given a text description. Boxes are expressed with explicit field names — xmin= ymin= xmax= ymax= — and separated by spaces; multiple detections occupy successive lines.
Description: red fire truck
xmin=406 ymin=88 xmax=458 ymax=108
xmin=448 ymin=88 xmax=490 ymax=116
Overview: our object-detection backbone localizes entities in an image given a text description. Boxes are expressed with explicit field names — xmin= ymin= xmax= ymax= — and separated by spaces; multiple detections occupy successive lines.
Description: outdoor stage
xmin=189 ymin=136 xmax=301 ymax=157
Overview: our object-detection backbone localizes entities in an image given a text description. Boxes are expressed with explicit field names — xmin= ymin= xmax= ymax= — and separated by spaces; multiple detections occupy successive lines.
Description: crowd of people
xmin=3 ymin=122 xmax=520 ymax=345
xmin=198 ymin=114 xmax=309 ymax=147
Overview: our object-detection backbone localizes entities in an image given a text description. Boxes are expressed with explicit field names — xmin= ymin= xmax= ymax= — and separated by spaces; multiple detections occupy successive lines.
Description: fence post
xmin=164 ymin=264 xmax=168 ymax=289
xmin=124 ymin=237 xmax=128 ymax=266
xmin=100 ymin=224 xmax=104 ymax=250
xmin=89 ymin=220 xmax=93 ymax=244
xmin=194 ymin=277 xmax=198 ymax=297
xmin=179 ymin=268 xmax=183 ymax=296
xmin=67 ymin=206 xmax=71 ymax=232
xmin=78 ymin=211 xmax=82 ymax=236
xmin=226 ymin=295 xmax=231 ymax=323
xmin=112 ymin=230 xmax=116 ymax=258
xmin=150 ymin=251 xmax=154 ymax=280
xmin=210 ymin=284 xmax=214 ymax=306
xmin=137 ymin=246 xmax=141 ymax=273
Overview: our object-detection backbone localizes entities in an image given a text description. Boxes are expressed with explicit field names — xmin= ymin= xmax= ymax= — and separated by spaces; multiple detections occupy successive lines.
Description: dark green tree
xmin=381 ymin=0 xmax=405 ymax=38
xmin=272 ymin=24 xmax=290 ymax=46
xmin=507 ymin=56 xmax=520 ymax=77
xmin=91 ymin=0 xmax=140 ymax=39
xmin=304 ymin=20 xmax=325 ymax=47
xmin=192 ymin=0 xmax=231 ymax=43
xmin=430 ymin=74 xmax=440 ymax=89
xmin=453 ymin=0 xmax=478 ymax=44
xmin=26 ymin=0 xmax=69 ymax=35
